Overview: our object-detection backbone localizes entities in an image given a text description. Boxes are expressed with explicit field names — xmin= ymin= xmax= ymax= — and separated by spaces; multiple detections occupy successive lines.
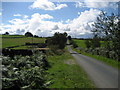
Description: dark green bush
xmin=85 ymin=40 xmax=91 ymax=48
xmin=47 ymin=32 xmax=67 ymax=49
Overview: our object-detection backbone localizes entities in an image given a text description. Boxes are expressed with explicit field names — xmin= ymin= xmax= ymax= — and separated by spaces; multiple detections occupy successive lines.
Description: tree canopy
xmin=47 ymin=32 xmax=67 ymax=49
xmin=92 ymin=12 xmax=120 ymax=61
xmin=25 ymin=32 xmax=33 ymax=37
xmin=4 ymin=32 xmax=9 ymax=35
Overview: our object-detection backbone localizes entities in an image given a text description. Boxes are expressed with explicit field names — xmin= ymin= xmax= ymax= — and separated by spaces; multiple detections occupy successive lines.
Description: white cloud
xmin=9 ymin=18 xmax=28 ymax=25
xmin=78 ymin=12 xmax=81 ymax=15
xmin=75 ymin=2 xmax=85 ymax=8
xmin=23 ymin=15 xmax=29 ymax=19
xmin=84 ymin=0 xmax=109 ymax=8
xmin=13 ymin=14 xmax=29 ymax=19
xmin=1 ymin=9 xmax=101 ymax=38
xmin=13 ymin=14 xmax=22 ymax=17
xmin=0 ymin=12 xmax=2 ymax=16
xmin=65 ymin=9 xmax=101 ymax=38
xmin=75 ymin=0 xmax=119 ymax=8
xmin=52 ymin=25 xmax=59 ymax=30
xmin=31 ymin=13 xmax=53 ymax=20
xmin=30 ymin=0 xmax=67 ymax=10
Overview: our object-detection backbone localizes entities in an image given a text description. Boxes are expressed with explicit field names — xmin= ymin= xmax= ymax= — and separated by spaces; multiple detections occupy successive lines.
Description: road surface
xmin=67 ymin=45 xmax=119 ymax=88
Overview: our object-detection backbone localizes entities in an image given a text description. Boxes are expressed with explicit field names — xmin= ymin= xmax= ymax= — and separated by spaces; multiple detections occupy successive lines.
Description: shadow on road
xmin=70 ymin=52 xmax=79 ymax=54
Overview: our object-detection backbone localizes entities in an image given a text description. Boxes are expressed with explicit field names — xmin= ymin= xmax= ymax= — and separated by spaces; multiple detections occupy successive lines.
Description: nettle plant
xmin=2 ymin=52 xmax=48 ymax=89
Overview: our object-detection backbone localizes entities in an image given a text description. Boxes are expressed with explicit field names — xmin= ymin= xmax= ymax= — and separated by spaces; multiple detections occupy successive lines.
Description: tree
xmin=63 ymin=32 xmax=67 ymax=37
xmin=47 ymin=32 xmax=67 ymax=49
xmin=34 ymin=35 xmax=39 ymax=38
xmin=91 ymin=35 xmax=101 ymax=48
xmin=92 ymin=11 xmax=120 ymax=61
xmin=68 ymin=36 xmax=72 ymax=40
xmin=25 ymin=32 xmax=33 ymax=37
xmin=4 ymin=32 xmax=9 ymax=35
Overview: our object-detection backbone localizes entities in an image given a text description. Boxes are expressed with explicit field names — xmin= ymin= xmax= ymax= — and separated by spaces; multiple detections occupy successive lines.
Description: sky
xmin=0 ymin=0 xmax=119 ymax=38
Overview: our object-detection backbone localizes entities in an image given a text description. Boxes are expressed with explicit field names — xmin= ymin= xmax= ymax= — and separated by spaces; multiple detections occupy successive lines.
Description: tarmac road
xmin=67 ymin=45 xmax=119 ymax=88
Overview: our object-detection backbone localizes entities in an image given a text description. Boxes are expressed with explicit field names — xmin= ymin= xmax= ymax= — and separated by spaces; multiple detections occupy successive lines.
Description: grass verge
xmin=73 ymin=48 xmax=120 ymax=69
xmin=46 ymin=50 xmax=95 ymax=88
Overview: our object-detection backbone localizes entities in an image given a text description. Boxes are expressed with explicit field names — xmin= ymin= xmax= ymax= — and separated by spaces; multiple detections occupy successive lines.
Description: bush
xmin=84 ymin=47 xmax=118 ymax=60
xmin=2 ymin=52 xmax=48 ymax=89
xmin=49 ymin=45 xmax=64 ymax=55
xmin=25 ymin=32 xmax=33 ymax=37
xmin=85 ymin=40 xmax=91 ymax=48
xmin=109 ymin=51 xmax=116 ymax=60
xmin=91 ymin=39 xmax=100 ymax=48
xmin=47 ymin=32 xmax=67 ymax=49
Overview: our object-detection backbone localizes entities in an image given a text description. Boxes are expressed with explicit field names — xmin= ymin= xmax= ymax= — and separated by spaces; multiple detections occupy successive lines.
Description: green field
xmin=73 ymin=39 xmax=108 ymax=48
xmin=2 ymin=35 xmax=45 ymax=48
xmin=46 ymin=49 xmax=95 ymax=88
xmin=73 ymin=39 xmax=86 ymax=48
xmin=0 ymin=35 xmax=25 ymax=38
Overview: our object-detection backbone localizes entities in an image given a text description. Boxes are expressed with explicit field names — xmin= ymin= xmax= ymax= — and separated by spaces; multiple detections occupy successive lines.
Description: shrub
xmin=85 ymin=40 xmax=91 ymax=48
xmin=91 ymin=38 xmax=101 ymax=48
xmin=109 ymin=51 xmax=116 ymax=60
xmin=49 ymin=45 xmax=64 ymax=55
xmin=25 ymin=32 xmax=33 ymax=37
xmin=47 ymin=32 xmax=67 ymax=49
xmin=2 ymin=52 xmax=48 ymax=89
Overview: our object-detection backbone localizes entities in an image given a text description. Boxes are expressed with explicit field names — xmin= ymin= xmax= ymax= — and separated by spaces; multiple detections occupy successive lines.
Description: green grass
xmin=0 ymin=35 xmax=25 ymax=37
xmin=73 ymin=39 xmax=111 ymax=48
xmin=2 ymin=37 xmax=45 ymax=48
xmin=73 ymin=39 xmax=86 ymax=48
xmin=46 ymin=50 xmax=95 ymax=88
xmin=73 ymin=48 xmax=120 ymax=69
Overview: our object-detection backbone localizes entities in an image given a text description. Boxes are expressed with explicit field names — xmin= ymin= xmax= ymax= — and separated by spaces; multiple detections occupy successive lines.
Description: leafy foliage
xmin=67 ymin=36 xmax=72 ymax=40
xmin=84 ymin=40 xmax=91 ymax=48
xmin=91 ymin=35 xmax=101 ymax=48
xmin=25 ymin=32 xmax=33 ymax=37
xmin=92 ymin=12 xmax=120 ymax=61
xmin=47 ymin=32 xmax=67 ymax=49
xmin=2 ymin=52 xmax=49 ymax=89
xmin=4 ymin=32 xmax=9 ymax=35
xmin=34 ymin=35 xmax=39 ymax=38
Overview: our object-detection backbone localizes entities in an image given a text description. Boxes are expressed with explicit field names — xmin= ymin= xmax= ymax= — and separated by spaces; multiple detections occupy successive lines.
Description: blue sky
xmin=2 ymin=2 xmax=90 ymax=24
xmin=1 ymin=0 xmax=119 ymax=38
